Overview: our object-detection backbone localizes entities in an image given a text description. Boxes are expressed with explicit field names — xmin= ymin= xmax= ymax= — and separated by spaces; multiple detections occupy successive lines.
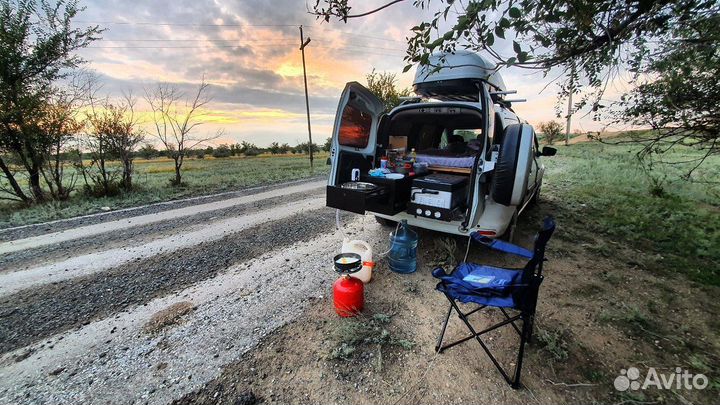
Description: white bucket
xmin=341 ymin=239 xmax=374 ymax=283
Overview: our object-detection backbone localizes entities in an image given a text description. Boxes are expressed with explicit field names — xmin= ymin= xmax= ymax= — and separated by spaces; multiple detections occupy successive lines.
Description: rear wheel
xmin=491 ymin=124 xmax=534 ymax=206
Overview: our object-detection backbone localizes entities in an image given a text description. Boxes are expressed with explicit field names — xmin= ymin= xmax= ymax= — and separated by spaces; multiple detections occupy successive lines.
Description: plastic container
xmin=341 ymin=239 xmax=374 ymax=283
xmin=388 ymin=220 xmax=418 ymax=274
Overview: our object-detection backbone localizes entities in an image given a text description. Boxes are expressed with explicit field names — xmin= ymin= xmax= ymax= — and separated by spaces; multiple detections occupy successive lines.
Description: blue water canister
xmin=388 ymin=220 xmax=418 ymax=274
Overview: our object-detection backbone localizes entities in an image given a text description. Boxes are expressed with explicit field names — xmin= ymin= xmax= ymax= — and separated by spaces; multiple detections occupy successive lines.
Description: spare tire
xmin=491 ymin=124 xmax=534 ymax=206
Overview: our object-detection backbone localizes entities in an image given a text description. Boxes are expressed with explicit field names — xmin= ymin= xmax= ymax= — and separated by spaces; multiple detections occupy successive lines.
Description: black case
xmin=411 ymin=174 xmax=468 ymax=192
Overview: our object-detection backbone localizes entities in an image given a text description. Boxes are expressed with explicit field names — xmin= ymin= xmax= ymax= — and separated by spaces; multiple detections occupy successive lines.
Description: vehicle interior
xmin=328 ymin=104 xmax=489 ymax=222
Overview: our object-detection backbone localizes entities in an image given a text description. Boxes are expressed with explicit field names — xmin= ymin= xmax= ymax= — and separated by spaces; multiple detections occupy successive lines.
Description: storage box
xmin=407 ymin=174 xmax=468 ymax=221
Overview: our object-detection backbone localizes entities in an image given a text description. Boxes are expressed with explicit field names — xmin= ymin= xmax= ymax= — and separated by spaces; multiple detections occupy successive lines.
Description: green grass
xmin=534 ymin=324 xmax=570 ymax=362
xmin=0 ymin=154 xmax=329 ymax=228
xmin=543 ymin=141 xmax=720 ymax=286
xmin=328 ymin=313 xmax=415 ymax=369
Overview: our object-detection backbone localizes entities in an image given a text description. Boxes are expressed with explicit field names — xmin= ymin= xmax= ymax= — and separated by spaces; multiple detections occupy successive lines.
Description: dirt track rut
xmin=0 ymin=178 xmax=363 ymax=405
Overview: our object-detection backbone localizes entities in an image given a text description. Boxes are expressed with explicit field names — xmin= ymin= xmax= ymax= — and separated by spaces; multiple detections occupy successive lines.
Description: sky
xmin=71 ymin=0 xmax=628 ymax=147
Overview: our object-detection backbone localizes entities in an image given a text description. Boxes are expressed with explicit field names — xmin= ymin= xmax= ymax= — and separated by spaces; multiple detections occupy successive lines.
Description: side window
xmin=452 ymin=129 xmax=482 ymax=142
xmin=338 ymin=102 xmax=372 ymax=148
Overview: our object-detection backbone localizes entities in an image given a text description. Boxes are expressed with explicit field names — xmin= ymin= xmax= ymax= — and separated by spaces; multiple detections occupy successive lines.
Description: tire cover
xmin=491 ymin=124 xmax=533 ymax=206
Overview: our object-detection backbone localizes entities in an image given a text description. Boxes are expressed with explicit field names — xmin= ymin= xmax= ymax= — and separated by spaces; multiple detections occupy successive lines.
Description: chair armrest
xmin=471 ymin=233 xmax=533 ymax=259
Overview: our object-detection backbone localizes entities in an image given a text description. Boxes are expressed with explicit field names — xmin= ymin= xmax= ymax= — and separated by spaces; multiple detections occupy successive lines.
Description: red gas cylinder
xmin=333 ymin=275 xmax=364 ymax=317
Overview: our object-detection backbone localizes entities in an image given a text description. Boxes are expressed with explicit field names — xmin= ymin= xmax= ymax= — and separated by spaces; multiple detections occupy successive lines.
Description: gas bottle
xmin=333 ymin=275 xmax=364 ymax=317
xmin=388 ymin=220 xmax=418 ymax=274
xmin=341 ymin=239 xmax=374 ymax=283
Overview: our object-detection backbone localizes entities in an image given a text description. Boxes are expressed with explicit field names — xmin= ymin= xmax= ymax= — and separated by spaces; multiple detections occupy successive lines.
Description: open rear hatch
xmin=326 ymin=82 xmax=391 ymax=214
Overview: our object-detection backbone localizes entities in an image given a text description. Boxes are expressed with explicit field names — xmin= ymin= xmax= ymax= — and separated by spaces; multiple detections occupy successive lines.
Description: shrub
xmin=212 ymin=144 xmax=232 ymax=158
xmin=538 ymin=121 xmax=564 ymax=145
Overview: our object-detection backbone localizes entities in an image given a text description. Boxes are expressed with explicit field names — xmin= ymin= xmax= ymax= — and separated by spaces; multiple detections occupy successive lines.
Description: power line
xmin=99 ymin=38 xmax=406 ymax=51
xmin=86 ymin=44 xmax=295 ymax=49
xmin=102 ymin=39 xmax=289 ymax=42
xmin=314 ymin=42 xmax=406 ymax=52
xmin=74 ymin=20 xmax=300 ymax=27
xmin=304 ymin=26 xmax=407 ymax=43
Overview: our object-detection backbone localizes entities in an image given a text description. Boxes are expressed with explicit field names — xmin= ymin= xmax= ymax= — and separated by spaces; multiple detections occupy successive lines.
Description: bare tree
xmin=37 ymin=74 xmax=94 ymax=200
xmin=82 ymin=99 xmax=120 ymax=197
xmin=105 ymin=93 xmax=144 ymax=190
xmin=144 ymin=78 xmax=221 ymax=186
xmin=81 ymin=92 xmax=143 ymax=196
xmin=38 ymin=93 xmax=83 ymax=200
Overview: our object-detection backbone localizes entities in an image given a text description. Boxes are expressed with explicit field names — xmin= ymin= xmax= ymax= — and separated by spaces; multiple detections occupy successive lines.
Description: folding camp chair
xmin=432 ymin=216 xmax=556 ymax=389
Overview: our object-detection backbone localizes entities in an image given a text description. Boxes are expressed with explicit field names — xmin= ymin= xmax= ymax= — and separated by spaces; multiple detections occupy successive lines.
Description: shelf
xmin=428 ymin=165 xmax=472 ymax=175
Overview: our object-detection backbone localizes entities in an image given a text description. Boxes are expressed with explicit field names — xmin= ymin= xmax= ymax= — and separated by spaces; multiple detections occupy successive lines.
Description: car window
xmin=338 ymin=103 xmax=372 ymax=148
xmin=453 ymin=129 xmax=481 ymax=142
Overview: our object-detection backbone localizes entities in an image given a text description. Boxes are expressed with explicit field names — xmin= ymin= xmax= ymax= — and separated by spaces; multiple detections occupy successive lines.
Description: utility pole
xmin=299 ymin=25 xmax=314 ymax=169
xmin=565 ymin=63 xmax=575 ymax=146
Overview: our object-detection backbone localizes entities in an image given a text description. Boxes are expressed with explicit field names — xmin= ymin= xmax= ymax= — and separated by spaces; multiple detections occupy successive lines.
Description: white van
xmin=326 ymin=51 xmax=556 ymax=238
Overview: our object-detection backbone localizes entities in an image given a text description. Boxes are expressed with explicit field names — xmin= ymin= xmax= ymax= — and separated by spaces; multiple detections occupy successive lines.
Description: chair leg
xmin=526 ymin=313 xmax=536 ymax=344
xmin=500 ymin=307 xmax=522 ymax=336
xmin=447 ymin=299 xmax=514 ymax=386
xmin=435 ymin=304 xmax=453 ymax=352
xmin=511 ymin=312 xmax=531 ymax=389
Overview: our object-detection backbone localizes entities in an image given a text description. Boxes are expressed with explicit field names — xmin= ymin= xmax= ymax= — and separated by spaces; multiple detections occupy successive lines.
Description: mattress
xmin=415 ymin=154 xmax=475 ymax=168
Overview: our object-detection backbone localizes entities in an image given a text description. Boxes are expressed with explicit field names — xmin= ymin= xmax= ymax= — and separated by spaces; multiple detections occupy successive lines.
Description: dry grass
xmin=143 ymin=301 xmax=195 ymax=334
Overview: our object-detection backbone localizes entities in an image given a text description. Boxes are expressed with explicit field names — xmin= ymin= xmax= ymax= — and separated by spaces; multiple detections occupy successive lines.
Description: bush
xmin=212 ymin=144 xmax=232 ymax=158
xmin=538 ymin=121 xmax=564 ymax=145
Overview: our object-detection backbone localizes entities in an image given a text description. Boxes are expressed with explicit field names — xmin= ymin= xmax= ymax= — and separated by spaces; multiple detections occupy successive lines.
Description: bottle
xmin=387 ymin=220 xmax=418 ymax=274
xmin=410 ymin=148 xmax=417 ymax=163
xmin=341 ymin=239 xmax=374 ymax=283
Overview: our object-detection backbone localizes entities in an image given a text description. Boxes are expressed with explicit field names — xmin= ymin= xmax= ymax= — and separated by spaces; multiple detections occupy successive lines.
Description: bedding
xmin=415 ymin=154 xmax=476 ymax=168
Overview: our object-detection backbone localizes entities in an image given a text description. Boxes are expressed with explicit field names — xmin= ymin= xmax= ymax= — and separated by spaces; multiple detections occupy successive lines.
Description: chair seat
xmin=432 ymin=262 xmax=523 ymax=308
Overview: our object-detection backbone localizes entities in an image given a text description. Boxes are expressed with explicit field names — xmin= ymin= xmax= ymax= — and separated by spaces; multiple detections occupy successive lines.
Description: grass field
xmin=542 ymin=141 xmax=720 ymax=286
xmin=0 ymin=153 xmax=329 ymax=228
xmin=2 ymin=142 xmax=719 ymax=287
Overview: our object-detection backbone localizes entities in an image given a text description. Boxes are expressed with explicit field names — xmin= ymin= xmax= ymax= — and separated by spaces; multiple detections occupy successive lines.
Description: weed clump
xmin=328 ymin=313 xmax=415 ymax=367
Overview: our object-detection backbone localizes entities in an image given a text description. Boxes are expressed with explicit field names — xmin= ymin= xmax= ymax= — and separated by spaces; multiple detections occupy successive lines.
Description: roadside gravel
xmin=0 ymin=176 xmax=326 ymax=241
xmin=0 ymin=187 xmax=325 ymax=272
xmin=0 ymin=207 xmax=336 ymax=355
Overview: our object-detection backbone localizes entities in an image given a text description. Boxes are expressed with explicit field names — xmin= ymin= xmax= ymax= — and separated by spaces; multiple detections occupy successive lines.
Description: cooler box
xmin=407 ymin=174 xmax=468 ymax=221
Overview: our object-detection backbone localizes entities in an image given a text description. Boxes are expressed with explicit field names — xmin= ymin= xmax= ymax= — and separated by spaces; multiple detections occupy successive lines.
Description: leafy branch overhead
xmin=312 ymin=0 xmax=720 ymax=175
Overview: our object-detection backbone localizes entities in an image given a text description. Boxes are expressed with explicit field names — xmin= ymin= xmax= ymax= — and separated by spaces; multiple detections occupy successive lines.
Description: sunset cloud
xmin=72 ymin=0 xmax=613 ymax=147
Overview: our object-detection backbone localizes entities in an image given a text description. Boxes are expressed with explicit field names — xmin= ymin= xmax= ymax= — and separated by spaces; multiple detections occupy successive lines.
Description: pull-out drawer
xmin=326 ymin=185 xmax=388 ymax=215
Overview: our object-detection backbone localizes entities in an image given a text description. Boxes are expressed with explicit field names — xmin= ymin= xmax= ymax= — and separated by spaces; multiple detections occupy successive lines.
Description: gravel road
xmin=0 ymin=178 xmax=371 ymax=404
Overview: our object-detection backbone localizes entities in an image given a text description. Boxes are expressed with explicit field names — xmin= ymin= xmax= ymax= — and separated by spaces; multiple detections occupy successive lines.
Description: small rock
xmin=49 ymin=367 xmax=65 ymax=376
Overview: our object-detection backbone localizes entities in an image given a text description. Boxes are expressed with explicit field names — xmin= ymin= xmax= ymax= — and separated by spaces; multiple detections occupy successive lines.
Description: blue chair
xmin=432 ymin=216 xmax=556 ymax=389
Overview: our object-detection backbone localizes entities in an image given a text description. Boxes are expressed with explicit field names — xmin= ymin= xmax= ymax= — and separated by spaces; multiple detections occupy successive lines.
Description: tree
xmin=238 ymin=141 xmax=260 ymax=156
xmin=81 ymin=94 xmax=143 ymax=195
xmin=322 ymin=137 xmax=332 ymax=152
xmin=138 ymin=144 xmax=159 ymax=160
xmin=212 ymin=144 xmax=232 ymax=158
xmin=36 ymin=87 xmax=85 ymax=200
xmin=538 ymin=121 xmax=563 ymax=146
xmin=144 ymin=78 xmax=221 ymax=186
xmin=104 ymin=94 xmax=144 ymax=190
xmin=268 ymin=142 xmax=281 ymax=154
xmin=614 ymin=15 xmax=720 ymax=179
xmin=366 ymin=69 xmax=411 ymax=112
xmin=82 ymin=103 xmax=120 ymax=197
xmin=313 ymin=1 xmax=720 ymax=167
xmin=0 ymin=0 xmax=101 ymax=203
xmin=295 ymin=142 xmax=320 ymax=155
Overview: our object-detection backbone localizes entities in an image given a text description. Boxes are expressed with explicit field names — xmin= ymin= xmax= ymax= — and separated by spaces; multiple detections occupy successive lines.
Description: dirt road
xmin=0 ymin=178 xmax=371 ymax=404
xmin=2 ymin=176 xmax=717 ymax=405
